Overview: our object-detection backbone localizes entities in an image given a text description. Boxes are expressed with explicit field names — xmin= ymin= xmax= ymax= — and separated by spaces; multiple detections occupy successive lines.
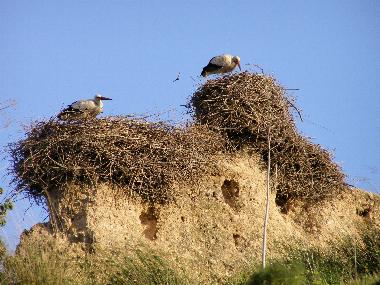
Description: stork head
xmin=95 ymin=94 xmax=112 ymax=101
xmin=232 ymin=56 xmax=241 ymax=70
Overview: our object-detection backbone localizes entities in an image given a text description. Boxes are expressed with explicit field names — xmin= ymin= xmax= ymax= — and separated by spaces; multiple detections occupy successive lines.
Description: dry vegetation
xmin=4 ymin=72 xmax=379 ymax=285
xmin=9 ymin=117 xmax=226 ymax=204
xmin=9 ymin=72 xmax=345 ymax=209
xmin=2 ymin=233 xmax=188 ymax=285
xmin=190 ymin=72 xmax=346 ymax=207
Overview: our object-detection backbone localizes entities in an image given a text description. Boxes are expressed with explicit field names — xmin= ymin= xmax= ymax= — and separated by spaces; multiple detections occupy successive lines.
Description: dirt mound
xmin=9 ymin=72 xmax=377 ymax=284
xmin=19 ymin=153 xmax=308 ymax=283
xmin=190 ymin=72 xmax=346 ymax=207
xmin=16 ymin=155 xmax=380 ymax=284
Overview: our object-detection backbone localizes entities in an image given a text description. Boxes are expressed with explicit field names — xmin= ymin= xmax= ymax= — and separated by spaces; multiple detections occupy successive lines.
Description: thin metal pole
xmin=262 ymin=129 xmax=271 ymax=269
xmin=354 ymin=236 xmax=357 ymax=280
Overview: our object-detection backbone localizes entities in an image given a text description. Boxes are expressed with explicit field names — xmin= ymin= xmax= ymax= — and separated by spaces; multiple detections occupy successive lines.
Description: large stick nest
xmin=10 ymin=72 xmax=346 ymax=207
xmin=190 ymin=72 xmax=346 ymax=205
xmin=9 ymin=117 xmax=226 ymax=203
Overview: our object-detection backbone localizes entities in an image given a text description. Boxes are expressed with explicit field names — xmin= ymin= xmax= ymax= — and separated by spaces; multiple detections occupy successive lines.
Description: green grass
xmin=347 ymin=274 xmax=380 ymax=285
xmin=107 ymin=249 xmax=186 ymax=285
xmin=1 ymin=239 xmax=85 ymax=285
xmin=1 ymin=227 xmax=379 ymax=284
xmin=0 ymin=238 xmax=187 ymax=285
xmin=228 ymin=262 xmax=380 ymax=285
xmin=246 ymin=262 xmax=307 ymax=285
xmin=227 ymin=227 xmax=380 ymax=285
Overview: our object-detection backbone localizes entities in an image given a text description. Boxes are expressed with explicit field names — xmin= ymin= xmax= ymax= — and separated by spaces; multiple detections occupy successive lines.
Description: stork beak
xmin=99 ymin=96 xmax=112 ymax=100
xmin=237 ymin=62 xmax=241 ymax=71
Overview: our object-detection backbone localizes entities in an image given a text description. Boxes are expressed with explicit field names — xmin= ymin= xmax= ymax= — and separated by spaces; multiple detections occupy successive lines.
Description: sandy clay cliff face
xmin=13 ymin=73 xmax=380 ymax=283
xmin=22 ymin=152 xmax=379 ymax=284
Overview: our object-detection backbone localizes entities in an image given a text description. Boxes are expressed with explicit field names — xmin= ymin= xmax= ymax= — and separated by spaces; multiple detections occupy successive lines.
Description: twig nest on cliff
xmin=9 ymin=117 xmax=226 ymax=203
xmin=190 ymin=72 xmax=345 ymax=206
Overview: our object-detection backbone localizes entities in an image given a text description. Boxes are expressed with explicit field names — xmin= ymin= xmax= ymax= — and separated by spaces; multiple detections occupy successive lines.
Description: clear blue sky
xmin=1 ymin=1 xmax=379 ymax=251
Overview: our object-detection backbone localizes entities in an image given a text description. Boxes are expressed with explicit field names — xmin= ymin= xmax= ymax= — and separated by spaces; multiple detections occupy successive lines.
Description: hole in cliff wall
xmin=233 ymin=233 xmax=240 ymax=246
xmin=356 ymin=207 xmax=372 ymax=218
xmin=233 ymin=233 xmax=247 ymax=252
xmin=275 ymin=194 xmax=290 ymax=213
xmin=139 ymin=206 xmax=158 ymax=240
xmin=222 ymin=180 xmax=241 ymax=211
xmin=276 ymin=197 xmax=303 ymax=215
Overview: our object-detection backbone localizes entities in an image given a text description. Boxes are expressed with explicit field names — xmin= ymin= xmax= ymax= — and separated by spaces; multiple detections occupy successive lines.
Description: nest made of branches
xmin=9 ymin=117 xmax=227 ymax=204
xmin=190 ymin=72 xmax=346 ymax=205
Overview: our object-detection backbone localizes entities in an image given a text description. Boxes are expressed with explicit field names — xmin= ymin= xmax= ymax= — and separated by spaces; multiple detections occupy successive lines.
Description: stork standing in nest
xmin=58 ymin=94 xmax=112 ymax=120
xmin=201 ymin=54 xmax=241 ymax=77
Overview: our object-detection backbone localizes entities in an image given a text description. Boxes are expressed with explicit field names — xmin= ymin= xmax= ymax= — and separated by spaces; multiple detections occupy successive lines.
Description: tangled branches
xmin=190 ymin=72 xmax=345 ymax=206
xmin=9 ymin=117 xmax=226 ymax=203
xmin=10 ymin=72 xmax=346 ymax=207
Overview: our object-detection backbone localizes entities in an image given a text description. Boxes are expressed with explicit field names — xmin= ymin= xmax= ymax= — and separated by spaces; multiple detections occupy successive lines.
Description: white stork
xmin=58 ymin=94 xmax=112 ymax=120
xmin=201 ymin=54 xmax=241 ymax=77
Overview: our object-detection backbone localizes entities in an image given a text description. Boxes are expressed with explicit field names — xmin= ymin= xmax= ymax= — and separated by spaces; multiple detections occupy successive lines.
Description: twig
xmin=246 ymin=63 xmax=265 ymax=74
xmin=0 ymin=100 xmax=16 ymax=112
xmin=173 ymin=72 xmax=180 ymax=82
xmin=285 ymin=98 xmax=303 ymax=122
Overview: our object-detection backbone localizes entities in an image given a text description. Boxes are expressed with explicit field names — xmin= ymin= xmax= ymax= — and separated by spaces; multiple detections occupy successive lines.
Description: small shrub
xmin=247 ymin=262 xmax=307 ymax=285
xmin=356 ymin=229 xmax=380 ymax=275
xmin=0 ymin=187 xmax=13 ymax=226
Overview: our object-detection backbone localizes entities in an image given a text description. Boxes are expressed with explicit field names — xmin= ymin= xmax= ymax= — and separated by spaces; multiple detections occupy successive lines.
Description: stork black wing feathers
xmin=201 ymin=63 xmax=223 ymax=77
xmin=57 ymin=105 xmax=84 ymax=120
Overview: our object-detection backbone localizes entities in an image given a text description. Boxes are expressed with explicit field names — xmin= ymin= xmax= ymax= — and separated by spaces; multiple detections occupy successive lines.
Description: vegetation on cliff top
xmin=190 ymin=72 xmax=345 ymax=207
xmin=9 ymin=72 xmax=345 ymax=210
